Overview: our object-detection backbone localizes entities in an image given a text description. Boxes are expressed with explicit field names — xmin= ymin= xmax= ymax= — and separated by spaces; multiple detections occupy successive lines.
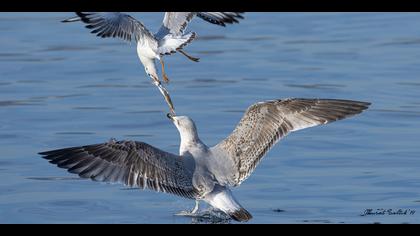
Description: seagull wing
xmin=155 ymin=12 xmax=244 ymax=39
xmin=197 ymin=12 xmax=244 ymax=26
xmin=69 ymin=12 xmax=156 ymax=43
xmin=39 ymin=140 xmax=200 ymax=199
xmin=213 ymin=99 xmax=370 ymax=186
xmin=155 ymin=12 xmax=196 ymax=39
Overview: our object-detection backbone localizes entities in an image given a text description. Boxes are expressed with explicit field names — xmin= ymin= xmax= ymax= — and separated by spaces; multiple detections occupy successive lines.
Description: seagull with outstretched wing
xmin=39 ymin=98 xmax=370 ymax=222
xmin=62 ymin=12 xmax=244 ymax=114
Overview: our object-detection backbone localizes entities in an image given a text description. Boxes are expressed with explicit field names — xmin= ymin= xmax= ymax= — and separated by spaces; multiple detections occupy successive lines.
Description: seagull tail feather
xmin=157 ymin=32 xmax=197 ymax=56
xmin=205 ymin=186 xmax=253 ymax=222
xmin=229 ymin=207 xmax=253 ymax=222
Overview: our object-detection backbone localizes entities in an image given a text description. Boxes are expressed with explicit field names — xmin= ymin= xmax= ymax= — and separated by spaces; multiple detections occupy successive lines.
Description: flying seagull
xmin=62 ymin=12 xmax=244 ymax=114
xmin=39 ymin=98 xmax=370 ymax=222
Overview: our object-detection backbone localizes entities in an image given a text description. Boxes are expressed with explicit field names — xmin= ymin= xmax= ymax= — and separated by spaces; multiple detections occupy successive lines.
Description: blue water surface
xmin=0 ymin=13 xmax=420 ymax=223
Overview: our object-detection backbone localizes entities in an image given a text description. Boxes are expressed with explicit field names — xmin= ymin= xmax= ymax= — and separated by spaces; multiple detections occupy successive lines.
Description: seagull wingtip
xmin=38 ymin=151 xmax=47 ymax=155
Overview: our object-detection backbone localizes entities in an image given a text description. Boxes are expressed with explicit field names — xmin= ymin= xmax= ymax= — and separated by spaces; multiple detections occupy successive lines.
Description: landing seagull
xmin=39 ymin=98 xmax=370 ymax=222
xmin=62 ymin=12 xmax=244 ymax=114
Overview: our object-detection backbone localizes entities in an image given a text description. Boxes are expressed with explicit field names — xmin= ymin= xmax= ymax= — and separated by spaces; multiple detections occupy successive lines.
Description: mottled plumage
xmin=214 ymin=99 xmax=371 ymax=185
xmin=39 ymin=98 xmax=370 ymax=222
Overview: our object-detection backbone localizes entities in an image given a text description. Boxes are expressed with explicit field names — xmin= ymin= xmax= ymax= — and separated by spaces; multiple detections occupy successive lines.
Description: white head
xmin=167 ymin=113 xmax=200 ymax=143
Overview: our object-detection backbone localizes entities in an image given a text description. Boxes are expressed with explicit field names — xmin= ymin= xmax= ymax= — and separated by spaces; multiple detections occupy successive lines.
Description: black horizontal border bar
xmin=2 ymin=0 xmax=420 ymax=11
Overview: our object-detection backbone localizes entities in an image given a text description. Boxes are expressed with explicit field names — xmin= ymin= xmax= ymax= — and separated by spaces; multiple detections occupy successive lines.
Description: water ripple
xmin=0 ymin=100 xmax=43 ymax=107
xmin=0 ymin=52 xmax=27 ymax=57
xmin=196 ymin=35 xmax=227 ymax=41
xmin=39 ymin=45 xmax=98 ymax=52
xmin=377 ymin=38 xmax=420 ymax=46
xmin=55 ymin=132 xmax=95 ymax=135
xmin=284 ymin=83 xmax=346 ymax=90
xmin=396 ymin=82 xmax=420 ymax=87
xmin=125 ymin=110 xmax=162 ymax=114
xmin=77 ymin=84 xmax=131 ymax=89
xmin=26 ymin=177 xmax=84 ymax=181
xmin=284 ymin=39 xmax=350 ymax=44
xmin=123 ymin=134 xmax=154 ymax=138
xmin=372 ymin=109 xmax=420 ymax=116
xmin=72 ymin=107 xmax=112 ymax=111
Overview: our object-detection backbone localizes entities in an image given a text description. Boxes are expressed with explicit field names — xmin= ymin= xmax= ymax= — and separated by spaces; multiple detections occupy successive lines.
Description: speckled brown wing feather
xmin=215 ymin=98 xmax=370 ymax=186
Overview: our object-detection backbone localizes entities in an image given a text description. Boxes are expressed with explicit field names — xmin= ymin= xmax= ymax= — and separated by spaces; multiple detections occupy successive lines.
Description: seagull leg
xmin=178 ymin=49 xmax=200 ymax=62
xmin=191 ymin=200 xmax=200 ymax=214
xmin=160 ymin=59 xmax=170 ymax=84
xmin=175 ymin=200 xmax=201 ymax=216
xmin=150 ymin=75 xmax=175 ymax=115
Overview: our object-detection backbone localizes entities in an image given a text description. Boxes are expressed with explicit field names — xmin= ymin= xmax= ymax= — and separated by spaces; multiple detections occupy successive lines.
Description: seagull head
xmin=167 ymin=113 xmax=199 ymax=142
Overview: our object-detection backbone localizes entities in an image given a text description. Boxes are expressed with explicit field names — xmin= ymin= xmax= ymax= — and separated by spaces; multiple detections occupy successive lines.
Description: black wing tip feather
xmin=301 ymin=98 xmax=371 ymax=115
xmin=296 ymin=98 xmax=371 ymax=123
xmin=61 ymin=19 xmax=77 ymax=23
xmin=282 ymin=98 xmax=371 ymax=108
xmin=38 ymin=142 xmax=115 ymax=177
xmin=198 ymin=12 xmax=245 ymax=27
xmin=75 ymin=12 xmax=89 ymax=20
xmin=39 ymin=147 xmax=79 ymax=157
xmin=74 ymin=12 xmax=100 ymax=26
xmin=319 ymin=99 xmax=371 ymax=113
xmin=38 ymin=140 xmax=198 ymax=200
xmin=38 ymin=142 xmax=105 ymax=161
xmin=249 ymin=98 xmax=371 ymax=122
xmin=61 ymin=12 xmax=84 ymax=23
xmin=38 ymin=139 xmax=132 ymax=157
